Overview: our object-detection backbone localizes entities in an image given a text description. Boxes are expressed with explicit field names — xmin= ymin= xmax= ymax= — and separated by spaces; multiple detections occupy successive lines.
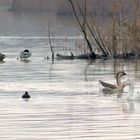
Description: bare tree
xmin=68 ymin=0 xmax=96 ymax=59
xmin=68 ymin=0 xmax=110 ymax=59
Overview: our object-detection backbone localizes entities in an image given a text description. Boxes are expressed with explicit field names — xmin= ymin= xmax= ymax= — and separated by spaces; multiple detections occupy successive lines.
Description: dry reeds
xmin=69 ymin=0 xmax=140 ymax=59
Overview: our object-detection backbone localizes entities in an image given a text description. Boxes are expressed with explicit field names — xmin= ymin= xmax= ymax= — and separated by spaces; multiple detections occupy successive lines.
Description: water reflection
xmin=22 ymin=98 xmax=30 ymax=102
xmin=20 ymin=59 xmax=31 ymax=63
xmin=119 ymin=100 xmax=140 ymax=113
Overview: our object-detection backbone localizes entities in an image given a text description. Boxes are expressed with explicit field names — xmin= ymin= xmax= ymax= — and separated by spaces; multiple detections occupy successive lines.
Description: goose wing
xmin=99 ymin=80 xmax=117 ymax=89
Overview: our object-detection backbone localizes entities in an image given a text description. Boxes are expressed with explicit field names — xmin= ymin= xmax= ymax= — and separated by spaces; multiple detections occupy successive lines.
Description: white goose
xmin=99 ymin=71 xmax=127 ymax=94
xmin=124 ymin=79 xmax=140 ymax=101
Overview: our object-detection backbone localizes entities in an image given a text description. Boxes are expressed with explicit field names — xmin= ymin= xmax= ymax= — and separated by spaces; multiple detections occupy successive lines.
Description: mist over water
xmin=0 ymin=10 xmax=140 ymax=140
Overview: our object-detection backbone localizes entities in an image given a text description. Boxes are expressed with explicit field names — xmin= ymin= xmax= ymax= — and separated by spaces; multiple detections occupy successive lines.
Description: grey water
xmin=0 ymin=10 xmax=140 ymax=140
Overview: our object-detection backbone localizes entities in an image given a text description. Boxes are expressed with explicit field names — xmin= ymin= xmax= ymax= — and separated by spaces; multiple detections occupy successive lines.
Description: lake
xmin=0 ymin=10 xmax=140 ymax=140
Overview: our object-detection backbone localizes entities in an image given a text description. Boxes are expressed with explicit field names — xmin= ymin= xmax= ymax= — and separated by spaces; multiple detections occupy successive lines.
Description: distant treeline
xmin=8 ymin=0 xmax=134 ymax=16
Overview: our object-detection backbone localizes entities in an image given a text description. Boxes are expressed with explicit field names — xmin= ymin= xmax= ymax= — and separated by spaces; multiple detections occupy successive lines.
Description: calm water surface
xmin=0 ymin=10 xmax=140 ymax=140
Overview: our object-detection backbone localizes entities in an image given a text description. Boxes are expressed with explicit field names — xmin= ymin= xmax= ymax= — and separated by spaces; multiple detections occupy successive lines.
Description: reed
xmin=68 ymin=0 xmax=140 ymax=59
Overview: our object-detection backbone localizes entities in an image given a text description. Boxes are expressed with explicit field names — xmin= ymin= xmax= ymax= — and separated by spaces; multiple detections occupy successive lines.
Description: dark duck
xmin=22 ymin=91 xmax=31 ymax=99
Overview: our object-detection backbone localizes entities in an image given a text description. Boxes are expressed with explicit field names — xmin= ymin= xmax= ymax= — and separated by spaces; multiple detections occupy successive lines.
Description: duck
xmin=22 ymin=91 xmax=31 ymax=99
xmin=20 ymin=49 xmax=32 ymax=60
xmin=0 ymin=53 xmax=6 ymax=61
xmin=99 ymin=71 xmax=127 ymax=94
xmin=124 ymin=79 xmax=140 ymax=101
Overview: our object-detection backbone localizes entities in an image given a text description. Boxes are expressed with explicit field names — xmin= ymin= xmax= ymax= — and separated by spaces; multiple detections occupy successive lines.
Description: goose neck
xmin=116 ymin=74 xmax=122 ymax=87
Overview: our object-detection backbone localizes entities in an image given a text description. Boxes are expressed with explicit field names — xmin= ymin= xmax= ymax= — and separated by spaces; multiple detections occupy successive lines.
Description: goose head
xmin=123 ymin=79 xmax=133 ymax=86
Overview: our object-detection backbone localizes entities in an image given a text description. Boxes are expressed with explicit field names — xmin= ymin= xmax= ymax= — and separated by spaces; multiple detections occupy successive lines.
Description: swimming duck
xmin=20 ymin=49 xmax=32 ymax=60
xmin=124 ymin=79 xmax=140 ymax=101
xmin=22 ymin=91 xmax=31 ymax=99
